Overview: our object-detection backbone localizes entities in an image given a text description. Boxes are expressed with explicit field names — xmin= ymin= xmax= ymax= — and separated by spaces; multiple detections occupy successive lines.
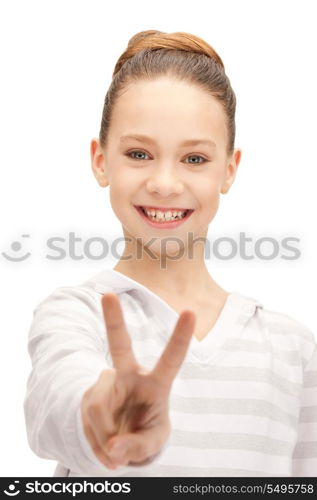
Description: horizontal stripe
xmin=263 ymin=320 xmax=314 ymax=342
xmin=298 ymin=405 xmax=317 ymax=423
xmin=170 ymin=394 xmax=298 ymax=429
xmin=169 ymin=429 xmax=293 ymax=455
xmin=299 ymin=387 xmax=317 ymax=406
xmin=194 ymin=356 xmax=303 ymax=380
xmin=176 ymin=365 xmax=302 ymax=396
xmin=305 ymin=369 xmax=317 ymax=388
xmin=296 ymin=422 xmax=317 ymax=438
xmin=158 ymin=446 xmax=291 ymax=475
xmin=222 ymin=338 xmax=302 ymax=365
xmin=170 ymin=410 xmax=297 ymax=440
xmin=137 ymin=356 xmax=302 ymax=396
xmin=171 ymin=378 xmax=299 ymax=415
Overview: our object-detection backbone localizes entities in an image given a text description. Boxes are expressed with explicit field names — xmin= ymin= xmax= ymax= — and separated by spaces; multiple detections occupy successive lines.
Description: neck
xmin=113 ymin=231 xmax=222 ymax=299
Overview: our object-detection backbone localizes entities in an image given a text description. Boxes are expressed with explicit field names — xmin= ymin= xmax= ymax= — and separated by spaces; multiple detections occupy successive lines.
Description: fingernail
xmin=108 ymin=442 xmax=127 ymax=460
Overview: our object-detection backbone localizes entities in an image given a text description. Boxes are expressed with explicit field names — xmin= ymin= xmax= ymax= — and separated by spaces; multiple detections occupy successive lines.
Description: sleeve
xmin=291 ymin=343 xmax=317 ymax=477
xmin=23 ymin=286 xmax=164 ymax=476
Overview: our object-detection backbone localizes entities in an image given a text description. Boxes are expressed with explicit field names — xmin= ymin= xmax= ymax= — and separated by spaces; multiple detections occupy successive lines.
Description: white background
xmin=0 ymin=0 xmax=316 ymax=476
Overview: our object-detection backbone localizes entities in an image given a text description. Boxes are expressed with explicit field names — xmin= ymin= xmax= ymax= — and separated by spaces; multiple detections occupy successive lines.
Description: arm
xmin=24 ymin=286 xmax=165 ymax=475
xmin=291 ymin=344 xmax=317 ymax=476
xmin=23 ymin=286 xmax=116 ymax=475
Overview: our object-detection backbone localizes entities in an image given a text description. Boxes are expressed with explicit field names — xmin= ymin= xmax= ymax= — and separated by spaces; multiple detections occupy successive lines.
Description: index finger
xmin=151 ymin=310 xmax=195 ymax=389
xmin=101 ymin=293 xmax=138 ymax=373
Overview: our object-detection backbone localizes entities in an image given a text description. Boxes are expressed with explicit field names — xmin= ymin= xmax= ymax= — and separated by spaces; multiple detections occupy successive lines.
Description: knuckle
xmin=107 ymin=320 xmax=124 ymax=331
xmin=93 ymin=445 xmax=115 ymax=469
xmin=95 ymin=448 xmax=111 ymax=468
xmin=134 ymin=440 xmax=149 ymax=462
xmin=92 ymin=443 xmax=102 ymax=455
xmin=92 ymin=438 xmax=109 ymax=459
xmin=99 ymin=433 xmax=110 ymax=450
xmin=87 ymin=403 xmax=101 ymax=418
xmin=112 ymin=346 xmax=131 ymax=358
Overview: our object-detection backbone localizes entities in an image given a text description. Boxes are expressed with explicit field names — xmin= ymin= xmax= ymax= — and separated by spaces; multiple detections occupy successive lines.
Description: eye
xmin=125 ymin=150 xmax=150 ymax=160
xmin=185 ymin=155 xmax=208 ymax=165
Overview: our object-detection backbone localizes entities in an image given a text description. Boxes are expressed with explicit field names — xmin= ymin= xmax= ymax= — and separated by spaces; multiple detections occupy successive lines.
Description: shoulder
xmin=27 ymin=281 xmax=114 ymax=364
xmin=33 ymin=283 xmax=100 ymax=317
xmin=255 ymin=303 xmax=316 ymax=369
xmin=32 ymin=269 xmax=117 ymax=315
xmin=30 ymin=267 xmax=129 ymax=335
xmin=30 ymin=276 xmax=116 ymax=334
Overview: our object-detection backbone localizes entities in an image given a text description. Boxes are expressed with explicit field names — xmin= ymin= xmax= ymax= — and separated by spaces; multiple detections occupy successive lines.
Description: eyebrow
xmin=119 ymin=134 xmax=217 ymax=149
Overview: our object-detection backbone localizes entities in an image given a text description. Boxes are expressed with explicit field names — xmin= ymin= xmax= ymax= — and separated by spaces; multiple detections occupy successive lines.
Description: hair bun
xmin=127 ymin=30 xmax=164 ymax=48
xmin=113 ymin=30 xmax=225 ymax=77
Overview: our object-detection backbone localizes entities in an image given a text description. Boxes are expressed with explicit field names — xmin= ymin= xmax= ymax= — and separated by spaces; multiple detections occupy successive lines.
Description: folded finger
xmin=83 ymin=422 xmax=118 ymax=470
xmin=106 ymin=425 xmax=168 ymax=465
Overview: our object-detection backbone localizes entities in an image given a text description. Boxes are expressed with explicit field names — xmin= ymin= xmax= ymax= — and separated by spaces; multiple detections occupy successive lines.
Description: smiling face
xmin=91 ymin=77 xmax=241 ymax=258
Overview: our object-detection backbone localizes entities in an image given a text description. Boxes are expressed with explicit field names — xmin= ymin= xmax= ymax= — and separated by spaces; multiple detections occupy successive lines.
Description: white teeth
xmin=142 ymin=207 xmax=188 ymax=222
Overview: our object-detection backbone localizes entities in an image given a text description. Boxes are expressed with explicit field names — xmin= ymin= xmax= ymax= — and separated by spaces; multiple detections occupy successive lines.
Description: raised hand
xmin=80 ymin=292 xmax=196 ymax=469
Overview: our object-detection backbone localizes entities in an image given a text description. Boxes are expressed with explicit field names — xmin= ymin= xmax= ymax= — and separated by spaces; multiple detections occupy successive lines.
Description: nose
xmin=146 ymin=165 xmax=184 ymax=197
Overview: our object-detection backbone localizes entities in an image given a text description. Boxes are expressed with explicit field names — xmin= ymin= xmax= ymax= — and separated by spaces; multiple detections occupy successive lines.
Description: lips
xmin=134 ymin=205 xmax=194 ymax=229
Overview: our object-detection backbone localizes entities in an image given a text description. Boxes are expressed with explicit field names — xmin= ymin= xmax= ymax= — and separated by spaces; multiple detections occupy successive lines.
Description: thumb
xmin=106 ymin=427 xmax=168 ymax=465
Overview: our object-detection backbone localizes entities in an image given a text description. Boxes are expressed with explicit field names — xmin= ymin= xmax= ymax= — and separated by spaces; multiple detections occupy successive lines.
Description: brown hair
xmin=99 ymin=30 xmax=236 ymax=156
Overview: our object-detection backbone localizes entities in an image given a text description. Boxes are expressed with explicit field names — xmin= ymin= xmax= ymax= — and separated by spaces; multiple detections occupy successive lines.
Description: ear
xmin=90 ymin=138 xmax=109 ymax=187
xmin=220 ymin=148 xmax=242 ymax=194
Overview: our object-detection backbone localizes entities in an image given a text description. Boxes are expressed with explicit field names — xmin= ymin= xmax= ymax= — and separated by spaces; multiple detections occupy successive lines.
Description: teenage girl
xmin=24 ymin=30 xmax=317 ymax=477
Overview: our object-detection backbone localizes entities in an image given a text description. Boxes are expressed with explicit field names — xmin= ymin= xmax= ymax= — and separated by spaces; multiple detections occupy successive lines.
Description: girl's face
xmin=91 ymin=77 xmax=241 ymax=257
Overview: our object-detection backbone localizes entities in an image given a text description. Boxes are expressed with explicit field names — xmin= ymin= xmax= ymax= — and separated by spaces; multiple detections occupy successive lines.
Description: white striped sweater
xmin=23 ymin=268 xmax=317 ymax=477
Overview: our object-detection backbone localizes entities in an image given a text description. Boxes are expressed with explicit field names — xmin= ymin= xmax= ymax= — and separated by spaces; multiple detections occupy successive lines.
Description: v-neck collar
xmin=86 ymin=268 xmax=263 ymax=363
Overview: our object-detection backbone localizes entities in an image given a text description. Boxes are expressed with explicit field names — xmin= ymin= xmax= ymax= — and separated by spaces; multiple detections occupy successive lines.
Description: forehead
xmin=109 ymin=78 xmax=227 ymax=143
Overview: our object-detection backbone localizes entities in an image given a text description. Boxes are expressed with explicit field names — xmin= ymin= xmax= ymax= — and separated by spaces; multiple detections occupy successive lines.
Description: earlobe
xmin=220 ymin=166 xmax=235 ymax=195
xmin=221 ymin=148 xmax=242 ymax=195
xmin=221 ymin=179 xmax=232 ymax=194
xmin=90 ymin=138 xmax=109 ymax=188
xmin=94 ymin=170 xmax=109 ymax=188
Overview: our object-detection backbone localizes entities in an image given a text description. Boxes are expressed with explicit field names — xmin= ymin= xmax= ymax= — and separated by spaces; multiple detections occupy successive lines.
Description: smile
xmin=134 ymin=205 xmax=194 ymax=229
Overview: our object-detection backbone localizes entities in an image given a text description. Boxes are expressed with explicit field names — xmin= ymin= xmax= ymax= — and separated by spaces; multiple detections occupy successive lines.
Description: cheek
xmin=109 ymin=181 xmax=127 ymax=220
xmin=108 ymin=174 xmax=139 ymax=222
xmin=199 ymin=182 xmax=221 ymax=213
